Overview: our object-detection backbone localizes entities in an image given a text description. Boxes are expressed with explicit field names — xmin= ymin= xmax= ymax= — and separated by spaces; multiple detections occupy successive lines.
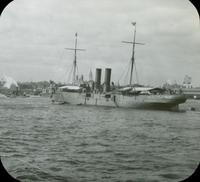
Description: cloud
xmin=0 ymin=0 xmax=199 ymax=86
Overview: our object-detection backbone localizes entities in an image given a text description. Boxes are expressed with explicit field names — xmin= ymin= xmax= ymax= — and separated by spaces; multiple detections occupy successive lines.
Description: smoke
xmin=2 ymin=75 xmax=18 ymax=89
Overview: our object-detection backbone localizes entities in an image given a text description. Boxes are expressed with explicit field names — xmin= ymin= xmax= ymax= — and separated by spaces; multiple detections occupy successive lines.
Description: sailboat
xmin=51 ymin=24 xmax=186 ymax=110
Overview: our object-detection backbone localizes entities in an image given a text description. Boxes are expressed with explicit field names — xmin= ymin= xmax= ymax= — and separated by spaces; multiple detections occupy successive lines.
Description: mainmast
xmin=65 ymin=33 xmax=85 ymax=85
xmin=122 ymin=22 xmax=144 ymax=86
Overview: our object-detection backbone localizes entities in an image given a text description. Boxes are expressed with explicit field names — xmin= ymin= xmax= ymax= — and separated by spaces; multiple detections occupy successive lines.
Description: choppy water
xmin=0 ymin=97 xmax=199 ymax=182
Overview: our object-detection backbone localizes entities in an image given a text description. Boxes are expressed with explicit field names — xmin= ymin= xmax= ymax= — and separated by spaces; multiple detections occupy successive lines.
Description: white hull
xmin=52 ymin=92 xmax=186 ymax=110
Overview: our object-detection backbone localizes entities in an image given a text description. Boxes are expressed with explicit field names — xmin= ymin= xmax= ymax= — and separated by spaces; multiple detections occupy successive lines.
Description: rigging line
xmin=124 ymin=61 xmax=130 ymax=85
xmin=67 ymin=64 xmax=74 ymax=83
xmin=124 ymin=60 xmax=132 ymax=86
xmin=62 ymin=50 xmax=72 ymax=83
xmin=118 ymin=58 xmax=131 ymax=82
xmin=76 ymin=64 xmax=79 ymax=77
xmin=134 ymin=63 xmax=139 ymax=84
xmin=64 ymin=63 xmax=71 ymax=83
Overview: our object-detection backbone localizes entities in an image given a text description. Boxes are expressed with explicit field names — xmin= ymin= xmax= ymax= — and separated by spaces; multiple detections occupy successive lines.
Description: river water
xmin=0 ymin=97 xmax=199 ymax=182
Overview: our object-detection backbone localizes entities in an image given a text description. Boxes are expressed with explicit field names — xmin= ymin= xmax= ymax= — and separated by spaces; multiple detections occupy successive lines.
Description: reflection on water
xmin=0 ymin=97 xmax=199 ymax=182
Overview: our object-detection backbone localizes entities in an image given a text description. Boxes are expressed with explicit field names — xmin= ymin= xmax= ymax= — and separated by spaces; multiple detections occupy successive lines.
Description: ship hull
xmin=52 ymin=92 xmax=186 ymax=111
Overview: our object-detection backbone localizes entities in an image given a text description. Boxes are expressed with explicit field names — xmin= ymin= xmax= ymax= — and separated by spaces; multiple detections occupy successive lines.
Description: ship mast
xmin=122 ymin=22 xmax=144 ymax=86
xmin=65 ymin=33 xmax=85 ymax=85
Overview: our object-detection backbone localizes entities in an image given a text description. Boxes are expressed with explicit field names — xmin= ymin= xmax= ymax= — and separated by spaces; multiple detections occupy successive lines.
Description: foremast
xmin=65 ymin=33 xmax=85 ymax=85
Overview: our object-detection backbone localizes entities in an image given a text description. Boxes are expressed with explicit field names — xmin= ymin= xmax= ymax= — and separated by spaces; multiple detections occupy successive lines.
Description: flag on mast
xmin=132 ymin=22 xmax=136 ymax=26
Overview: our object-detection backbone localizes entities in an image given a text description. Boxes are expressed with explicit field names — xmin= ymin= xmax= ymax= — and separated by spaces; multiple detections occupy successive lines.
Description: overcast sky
xmin=0 ymin=0 xmax=199 ymax=86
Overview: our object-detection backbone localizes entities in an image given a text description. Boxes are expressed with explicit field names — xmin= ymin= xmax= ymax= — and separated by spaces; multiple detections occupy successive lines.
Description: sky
xmin=0 ymin=0 xmax=199 ymax=86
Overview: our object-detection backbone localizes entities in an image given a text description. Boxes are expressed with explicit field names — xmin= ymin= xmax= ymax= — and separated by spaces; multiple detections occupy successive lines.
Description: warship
xmin=51 ymin=23 xmax=186 ymax=110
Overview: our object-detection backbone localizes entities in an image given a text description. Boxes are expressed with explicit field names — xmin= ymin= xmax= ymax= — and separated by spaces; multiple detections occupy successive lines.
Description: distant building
xmin=183 ymin=75 xmax=192 ymax=88
xmin=89 ymin=69 xmax=93 ymax=81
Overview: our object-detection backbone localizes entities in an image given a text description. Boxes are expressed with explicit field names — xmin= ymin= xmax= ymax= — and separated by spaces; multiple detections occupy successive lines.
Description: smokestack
xmin=95 ymin=68 xmax=102 ymax=90
xmin=104 ymin=68 xmax=111 ymax=92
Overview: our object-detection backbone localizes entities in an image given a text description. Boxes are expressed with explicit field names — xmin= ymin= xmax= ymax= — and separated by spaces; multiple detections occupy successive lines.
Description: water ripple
xmin=0 ymin=98 xmax=199 ymax=182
